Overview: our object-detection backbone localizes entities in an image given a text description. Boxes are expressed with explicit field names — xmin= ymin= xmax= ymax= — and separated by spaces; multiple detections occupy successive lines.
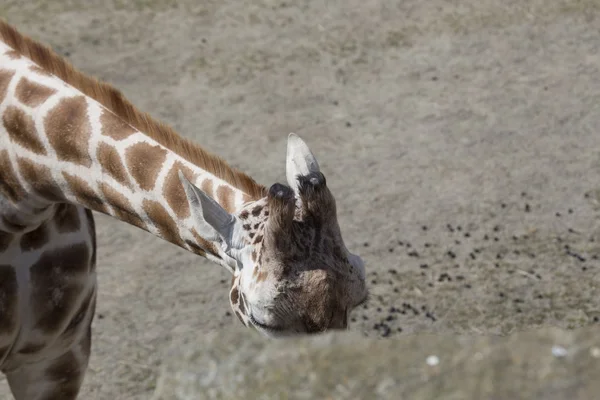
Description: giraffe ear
xmin=286 ymin=133 xmax=320 ymax=196
xmin=178 ymin=171 xmax=237 ymax=245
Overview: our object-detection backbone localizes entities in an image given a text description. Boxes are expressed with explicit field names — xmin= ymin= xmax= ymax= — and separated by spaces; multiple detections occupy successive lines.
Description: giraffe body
xmin=0 ymin=21 xmax=367 ymax=399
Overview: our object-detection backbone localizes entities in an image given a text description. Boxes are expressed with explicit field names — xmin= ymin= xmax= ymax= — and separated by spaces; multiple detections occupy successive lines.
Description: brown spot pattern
xmin=230 ymin=286 xmax=239 ymax=305
xmin=62 ymin=172 xmax=108 ymax=214
xmin=17 ymin=157 xmax=63 ymax=202
xmin=100 ymin=108 xmax=136 ymax=140
xmin=125 ymin=142 xmax=167 ymax=191
xmin=18 ymin=342 xmax=46 ymax=355
xmin=96 ymin=143 xmax=131 ymax=187
xmin=184 ymin=240 xmax=207 ymax=257
xmin=85 ymin=209 xmax=97 ymax=269
xmin=44 ymin=350 xmax=83 ymax=398
xmin=251 ymin=205 xmax=263 ymax=217
xmin=191 ymin=229 xmax=218 ymax=256
xmin=142 ymin=199 xmax=183 ymax=247
xmin=3 ymin=105 xmax=46 ymax=155
xmin=0 ymin=265 xmax=18 ymax=335
xmin=54 ymin=203 xmax=81 ymax=233
xmin=45 ymin=95 xmax=93 ymax=167
xmin=15 ymin=76 xmax=57 ymax=107
xmin=99 ymin=183 xmax=145 ymax=229
xmin=29 ymin=243 xmax=91 ymax=333
xmin=0 ymin=69 xmax=15 ymax=105
xmin=200 ymin=178 xmax=213 ymax=196
xmin=1 ymin=216 xmax=26 ymax=231
xmin=20 ymin=221 xmax=49 ymax=251
xmin=0 ymin=231 xmax=12 ymax=252
xmin=239 ymin=210 xmax=249 ymax=220
xmin=163 ymin=161 xmax=194 ymax=219
xmin=217 ymin=184 xmax=235 ymax=213
xmin=0 ymin=150 xmax=26 ymax=202
xmin=63 ymin=288 xmax=95 ymax=335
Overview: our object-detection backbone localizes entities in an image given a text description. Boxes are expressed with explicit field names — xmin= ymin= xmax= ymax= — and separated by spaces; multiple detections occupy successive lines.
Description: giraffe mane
xmin=0 ymin=19 xmax=267 ymax=200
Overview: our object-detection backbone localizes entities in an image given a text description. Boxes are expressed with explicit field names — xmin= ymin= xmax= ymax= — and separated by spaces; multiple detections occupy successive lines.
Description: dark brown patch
xmin=54 ymin=203 xmax=81 ymax=233
xmin=216 ymin=184 xmax=235 ymax=213
xmin=249 ymin=232 xmax=255 ymax=239
xmin=100 ymin=108 xmax=136 ymax=140
xmin=253 ymin=223 xmax=260 ymax=229
xmin=251 ymin=251 xmax=258 ymax=262
xmin=29 ymin=243 xmax=91 ymax=332
xmin=3 ymin=105 xmax=46 ymax=155
xmin=191 ymin=228 xmax=218 ymax=256
xmin=4 ymin=50 xmax=20 ymax=59
xmin=14 ymin=76 xmax=56 ymax=107
xmin=20 ymin=221 xmax=49 ymax=251
xmin=0 ymin=150 xmax=26 ymax=203
xmin=0 ymin=21 xmax=267 ymax=200
xmin=243 ymin=224 xmax=251 ymax=231
xmin=251 ymin=205 xmax=263 ymax=217
xmin=17 ymin=157 xmax=63 ymax=202
xmin=230 ymin=286 xmax=239 ymax=305
xmin=96 ymin=142 xmax=131 ymax=188
xmin=0 ymin=265 xmax=18 ymax=335
xmin=84 ymin=209 xmax=96 ymax=269
xmin=125 ymin=142 xmax=167 ymax=191
xmin=0 ymin=69 xmax=15 ymax=105
xmin=62 ymin=172 xmax=108 ymax=214
xmin=1 ymin=216 xmax=26 ymax=231
xmin=163 ymin=161 xmax=194 ymax=219
xmin=18 ymin=342 xmax=46 ymax=354
xmin=0 ymin=345 xmax=10 ymax=360
xmin=239 ymin=210 xmax=249 ymax=220
xmin=252 ymin=265 xmax=259 ymax=277
xmin=184 ymin=240 xmax=207 ymax=257
xmin=253 ymin=234 xmax=263 ymax=244
xmin=99 ymin=182 xmax=146 ymax=229
xmin=43 ymin=350 xmax=83 ymax=399
xmin=45 ymin=96 xmax=93 ymax=167
xmin=0 ymin=231 xmax=12 ymax=252
xmin=142 ymin=199 xmax=184 ymax=247
xmin=63 ymin=288 xmax=95 ymax=335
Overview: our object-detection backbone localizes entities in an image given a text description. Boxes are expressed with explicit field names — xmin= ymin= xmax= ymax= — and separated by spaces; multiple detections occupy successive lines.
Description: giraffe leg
xmin=5 ymin=326 xmax=92 ymax=400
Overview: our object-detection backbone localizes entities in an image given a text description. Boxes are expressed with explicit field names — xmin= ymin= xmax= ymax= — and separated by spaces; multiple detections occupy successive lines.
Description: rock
xmin=152 ymin=325 xmax=600 ymax=399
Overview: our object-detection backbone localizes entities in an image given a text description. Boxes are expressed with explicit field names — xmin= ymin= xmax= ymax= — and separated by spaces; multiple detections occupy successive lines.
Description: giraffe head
xmin=179 ymin=134 xmax=367 ymax=337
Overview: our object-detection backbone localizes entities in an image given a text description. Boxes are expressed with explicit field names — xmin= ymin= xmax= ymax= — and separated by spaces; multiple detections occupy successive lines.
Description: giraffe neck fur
xmin=0 ymin=41 xmax=263 ymax=270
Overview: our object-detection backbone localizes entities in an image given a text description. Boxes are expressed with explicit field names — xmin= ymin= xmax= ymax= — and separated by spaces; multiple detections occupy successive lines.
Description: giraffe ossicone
xmin=0 ymin=19 xmax=367 ymax=399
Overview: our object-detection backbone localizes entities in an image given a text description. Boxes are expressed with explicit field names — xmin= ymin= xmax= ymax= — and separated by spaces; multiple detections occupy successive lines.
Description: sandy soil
xmin=2 ymin=0 xmax=600 ymax=398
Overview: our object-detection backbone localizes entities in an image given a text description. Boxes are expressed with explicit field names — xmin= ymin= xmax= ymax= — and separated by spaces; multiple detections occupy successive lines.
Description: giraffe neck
xmin=0 ymin=40 xmax=264 ymax=271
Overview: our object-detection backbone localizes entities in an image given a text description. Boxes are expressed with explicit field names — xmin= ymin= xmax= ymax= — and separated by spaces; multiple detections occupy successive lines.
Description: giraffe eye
xmin=249 ymin=314 xmax=282 ymax=332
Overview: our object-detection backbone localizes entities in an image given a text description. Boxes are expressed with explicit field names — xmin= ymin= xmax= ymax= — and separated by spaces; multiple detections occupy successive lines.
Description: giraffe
xmin=0 ymin=20 xmax=367 ymax=399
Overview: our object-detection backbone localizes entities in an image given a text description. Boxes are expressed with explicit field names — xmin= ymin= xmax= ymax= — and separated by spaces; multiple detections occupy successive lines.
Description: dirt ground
xmin=2 ymin=0 xmax=600 ymax=398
